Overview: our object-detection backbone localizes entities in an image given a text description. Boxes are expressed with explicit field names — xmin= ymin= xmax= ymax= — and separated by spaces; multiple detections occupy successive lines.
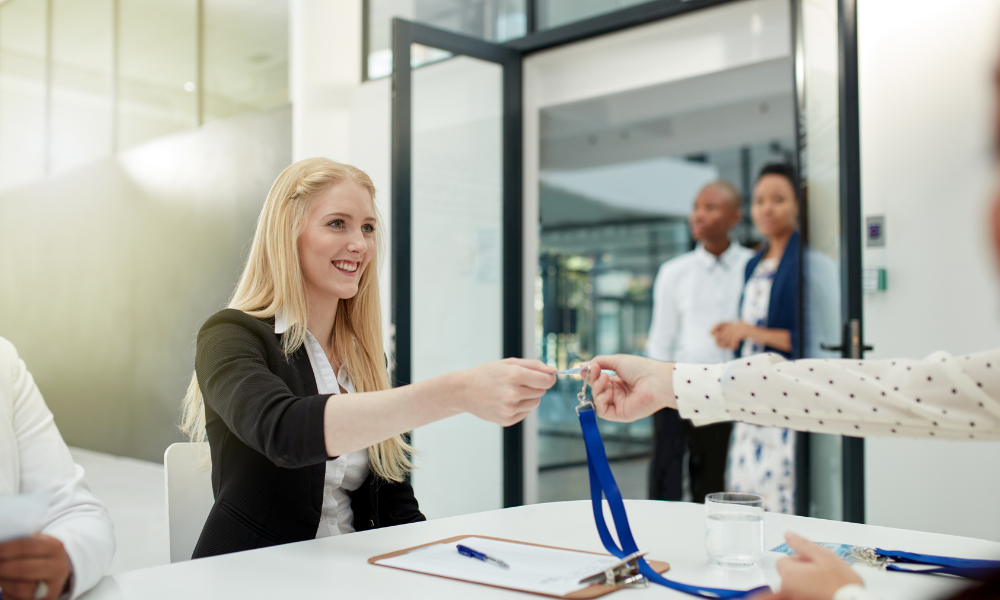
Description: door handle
xmin=820 ymin=343 xmax=873 ymax=353
xmin=821 ymin=320 xmax=872 ymax=357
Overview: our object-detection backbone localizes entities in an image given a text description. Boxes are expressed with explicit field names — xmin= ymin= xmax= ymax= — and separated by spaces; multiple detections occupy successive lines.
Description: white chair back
xmin=164 ymin=442 xmax=214 ymax=563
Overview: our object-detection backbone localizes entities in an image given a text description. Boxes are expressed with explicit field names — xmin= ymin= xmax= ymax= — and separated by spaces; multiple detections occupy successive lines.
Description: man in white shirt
xmin=646 ymin=180 xmax=753 ymax=502
xmin=0 ymin=337 xmax=115 ymax=600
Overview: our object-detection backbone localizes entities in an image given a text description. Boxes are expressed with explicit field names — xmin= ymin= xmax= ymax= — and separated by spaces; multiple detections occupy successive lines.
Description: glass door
xmin=390 ymin=20 xmax=524 ymax=517
xmin=794 ymin=0 xmax=865 ymax=522
xmin=520 ymin=0 xmax=865 ymax=520
xmin=522 ymin=0 xmax=803 ymax=508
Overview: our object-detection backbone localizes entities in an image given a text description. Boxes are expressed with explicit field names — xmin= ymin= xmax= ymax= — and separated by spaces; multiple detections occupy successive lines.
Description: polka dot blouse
xmin=674 ymin=350 xmax=1000 ymax=440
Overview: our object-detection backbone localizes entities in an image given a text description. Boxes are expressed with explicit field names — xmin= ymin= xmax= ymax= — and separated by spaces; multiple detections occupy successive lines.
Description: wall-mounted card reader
xmin=863 ymin=268 xmax=887 ymax=293
xmin=866 ymin=215 xmax=885 ymax=247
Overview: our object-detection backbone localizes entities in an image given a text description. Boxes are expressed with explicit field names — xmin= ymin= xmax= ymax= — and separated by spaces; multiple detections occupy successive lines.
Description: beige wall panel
xmin=0 ymin=105 xmax=291 ymax=462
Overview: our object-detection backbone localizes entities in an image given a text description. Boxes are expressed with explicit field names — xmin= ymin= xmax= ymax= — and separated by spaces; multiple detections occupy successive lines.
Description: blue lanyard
xmin=878 ymin=549 xmax=1000 ymax=580
xmin=578 ymin=407 xmax=770 ymax=598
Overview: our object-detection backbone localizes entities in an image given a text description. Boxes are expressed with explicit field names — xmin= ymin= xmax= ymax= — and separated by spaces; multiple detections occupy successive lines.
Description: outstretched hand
xmin=581 ymin=355 xmax=676 ymax=423
xmin=749 ymin=533 xmax=864 ymax=600
xmin=458 ymin=358 xmax=557 ymax=426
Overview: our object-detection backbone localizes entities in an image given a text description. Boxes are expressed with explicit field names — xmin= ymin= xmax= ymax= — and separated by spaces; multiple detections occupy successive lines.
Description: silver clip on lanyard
xmin=576 ymin=367 xmax=594 ymax=414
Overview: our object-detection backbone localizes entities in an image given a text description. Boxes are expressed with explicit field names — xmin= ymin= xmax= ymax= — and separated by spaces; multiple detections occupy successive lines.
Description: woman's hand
xmin=751 ymin=533 xmax=864 ymax=600
xmin=712 ymin=322 xmax=747 ymax=350
xmin=0 ymin=534 xmax=72 ymax=600
xmin=583 ymin=355 xmax=676 ymax=423
xmin=451 ymin=358 xmax=556 ymax=426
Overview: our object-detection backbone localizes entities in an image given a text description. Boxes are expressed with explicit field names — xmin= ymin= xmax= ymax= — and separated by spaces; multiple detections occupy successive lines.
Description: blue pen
xmin=457 ymin=544 xmax=510 ymax=569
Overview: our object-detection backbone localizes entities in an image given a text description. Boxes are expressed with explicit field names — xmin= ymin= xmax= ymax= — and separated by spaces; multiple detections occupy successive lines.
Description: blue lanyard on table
xmin=577 ymin=406 xmax=770 ymax=598
xmin=878 ymin=549 xmax=1000 ymax=580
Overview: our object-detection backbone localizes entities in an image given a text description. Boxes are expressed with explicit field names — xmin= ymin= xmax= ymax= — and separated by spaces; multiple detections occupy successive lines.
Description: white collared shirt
xmin=646 ymin=242 xmax=754 ymax=364
xmin=0 ymin=337 xmax=115 ymax=599
xmin=274 ymin=311 xmax=370 ymax=538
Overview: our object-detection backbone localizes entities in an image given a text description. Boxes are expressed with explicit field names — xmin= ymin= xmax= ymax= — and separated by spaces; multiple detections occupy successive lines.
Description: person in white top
xmin=0 ymin=337 xmax=115 ymax=600
xmin=273 ymin=308 xmax=370 ymax=538
xmin=645 ymin=180 xmax=753 ymax=502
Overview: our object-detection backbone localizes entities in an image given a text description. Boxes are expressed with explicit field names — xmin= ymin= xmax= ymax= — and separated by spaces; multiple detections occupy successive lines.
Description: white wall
xmin=860 ymin=0 xmax=1000 ymax=540
xmin=290 ymin=0 xmax=362 ymax=162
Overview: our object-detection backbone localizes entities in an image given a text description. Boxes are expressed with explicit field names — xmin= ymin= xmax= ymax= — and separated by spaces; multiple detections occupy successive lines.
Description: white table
xmin=80 ymin=500 xmax=1000 ymax=599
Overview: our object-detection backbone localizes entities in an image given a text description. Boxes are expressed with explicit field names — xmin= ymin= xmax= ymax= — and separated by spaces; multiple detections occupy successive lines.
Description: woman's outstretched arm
xmin=197 ymin=319 xmax=556 ymax=466
xmin=586 ymin=349 xmax=1000 ymax=441
xmin=321 ymin=358 xmax=555 ymax=457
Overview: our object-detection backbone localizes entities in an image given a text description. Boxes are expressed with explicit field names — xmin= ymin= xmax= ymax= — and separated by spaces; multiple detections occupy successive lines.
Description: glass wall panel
xmin=366 ymin=0 xmax=526 ymax=79
xmin=51 ymin=0 xmax=113 ymax=174
xmin=0 ymin=106 xmax=292 ymax=462
xmin=0 ymin=0 xmax=47 ymax=191
xmin=536 ymin=0 xmax=654 ymax=30
xmin=536 ymin=55 xmax=797 ymax=504
xmin=409 ymin=54 xmax=505 ymax=518
xmin=797 ymin=0 xmax=845 ymax=521
xmin=202 ymin=0 xmax=289 ymax=123
xmin=118 ymin=0 xmax=197 ymax=150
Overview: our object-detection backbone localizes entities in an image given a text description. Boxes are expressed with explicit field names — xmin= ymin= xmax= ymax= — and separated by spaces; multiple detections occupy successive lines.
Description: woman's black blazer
xmin=191 ymin=308 xmax=425 ymax=559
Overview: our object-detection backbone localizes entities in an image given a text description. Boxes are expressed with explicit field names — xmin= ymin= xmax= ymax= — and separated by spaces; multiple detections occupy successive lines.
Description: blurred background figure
xmin=712 ymin=163 xmax=801 ymax=513
xmin=645 ymin=181 xmax=752 ymax=502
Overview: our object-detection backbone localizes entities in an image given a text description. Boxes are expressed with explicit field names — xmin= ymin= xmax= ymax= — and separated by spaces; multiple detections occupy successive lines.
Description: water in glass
xmin=705 ymin=493 xmax=764 ymax=567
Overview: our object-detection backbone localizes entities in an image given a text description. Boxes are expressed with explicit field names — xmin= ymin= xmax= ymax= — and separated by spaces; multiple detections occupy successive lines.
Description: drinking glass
xmin=705 ymin=492 xmax=764 ymax=567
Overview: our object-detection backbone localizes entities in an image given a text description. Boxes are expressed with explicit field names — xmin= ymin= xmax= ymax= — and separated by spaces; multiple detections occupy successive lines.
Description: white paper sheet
xmin=0 ymin=493 xmax=50 ymax=543
xmin=375 ymin=537 xmax=621 ymax=597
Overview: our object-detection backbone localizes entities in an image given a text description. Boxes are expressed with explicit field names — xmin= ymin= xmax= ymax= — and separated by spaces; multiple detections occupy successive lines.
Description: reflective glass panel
xmin=537 ymin=57 xmax=797 ymax=504
xmin=797 ymin=0 xmax=844 ymax=521
xmin=51 ymin=0 xmax=114 ymax=174
xmin=409 ymin=53 xmax=505 ymax=518
xmin=0 ymin=0 xmax=47 ymax=191
xmin=366 ymin=0 xmax=526 ymax=79
xmin=118 ymin=0 xmax=198 ymax=150
xmin=202 ymin=0 xmax=289 ymax=123
xmin=536 ymin=0 xmax=654 ymax=30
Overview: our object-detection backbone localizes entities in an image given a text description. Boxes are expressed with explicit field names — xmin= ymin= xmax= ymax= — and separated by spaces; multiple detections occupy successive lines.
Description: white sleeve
xmin=833 ymin=584 xmax=881 ymax=600
xmin=5 ymin=339 xmax=115 ymax=599
xmin=646 ymin=263 xmax=679 ymax=362
xmin=673 ymin=348 xmax=1000 ymax=440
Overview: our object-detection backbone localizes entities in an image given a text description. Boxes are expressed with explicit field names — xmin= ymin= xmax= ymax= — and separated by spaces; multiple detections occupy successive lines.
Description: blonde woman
xmin=181 ymin=158 xmax=556 ymax=558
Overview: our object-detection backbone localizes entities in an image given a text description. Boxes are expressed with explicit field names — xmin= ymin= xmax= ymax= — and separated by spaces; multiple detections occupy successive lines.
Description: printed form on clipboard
xmin=369 ymin=535 xmax=670 ymax=599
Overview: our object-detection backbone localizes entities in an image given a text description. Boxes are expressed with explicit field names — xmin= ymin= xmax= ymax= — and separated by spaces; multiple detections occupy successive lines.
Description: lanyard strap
xmin=878 ymin=549 xmax=1000 ymax=581
xmin=578 ymin=407 xmax=770 ymax=599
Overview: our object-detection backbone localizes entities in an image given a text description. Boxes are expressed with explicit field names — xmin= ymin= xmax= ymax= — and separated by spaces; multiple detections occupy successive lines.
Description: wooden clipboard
xmin=369 ymin=535 xmax=670 ymax=599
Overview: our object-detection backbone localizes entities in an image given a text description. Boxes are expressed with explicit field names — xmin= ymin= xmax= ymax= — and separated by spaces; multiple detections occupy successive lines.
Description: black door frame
xmin=838 ymin=0 xmax=866 ymax=524
xmin=390 ymin=19 xmax=524 ymax=507
xmin=390 ymin=0 xmax=865 ymax=518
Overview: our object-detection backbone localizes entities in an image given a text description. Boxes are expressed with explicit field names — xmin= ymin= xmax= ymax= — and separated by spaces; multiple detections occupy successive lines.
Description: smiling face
xmin=751 ymin=174 xmax=799 ymax=239
xmin=297 ymin=180 xmax=377 ymax=305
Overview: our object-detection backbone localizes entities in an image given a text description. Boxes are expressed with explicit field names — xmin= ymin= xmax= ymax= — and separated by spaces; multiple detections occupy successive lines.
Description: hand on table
xmin=456 ymin=358 xmax=556 ymax=426
xmin=751 ymin=532 xmax=864 ymax=600
xmin=581 ymin=355 xmax=676 ymax=423
xmin=0 ymin=533 xmax=72 ymax=600
xmin=712 ymin=321 xmax=747 ymax=350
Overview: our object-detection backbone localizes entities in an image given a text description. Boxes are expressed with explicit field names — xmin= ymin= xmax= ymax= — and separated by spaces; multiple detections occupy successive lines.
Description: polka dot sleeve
xmin=673 ymin=362 xmax=727 ymax=424
xmin=673 ymin=349 xmax=1000 ymax=440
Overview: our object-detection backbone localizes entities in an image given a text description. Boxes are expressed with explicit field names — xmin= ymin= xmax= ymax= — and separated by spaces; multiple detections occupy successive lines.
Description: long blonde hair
xmin=180 ymin=157 xmax=414 ymax=482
